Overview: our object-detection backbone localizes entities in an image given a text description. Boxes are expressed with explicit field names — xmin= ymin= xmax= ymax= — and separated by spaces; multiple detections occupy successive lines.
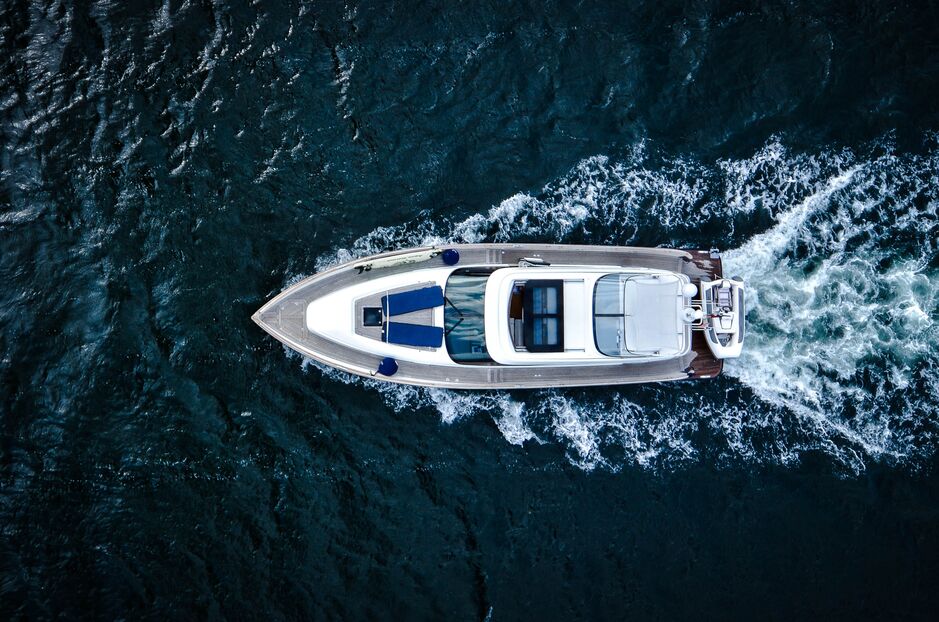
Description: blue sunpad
xmin=383 ymin=322 xmax=443 ymax=348
xmin=381 ymin=286 xmax=444 ymax=316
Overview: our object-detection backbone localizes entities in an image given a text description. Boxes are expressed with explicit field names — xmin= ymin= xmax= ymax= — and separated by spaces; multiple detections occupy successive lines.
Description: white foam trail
xmin=723 ymin=145 xmax=939 ymax=466
xmin=724 ymin=165 xmax=861 ymax=277
xmin=492 ymin=401 xmax=539 ymax=446
xmin=298 ymin=137 xmax=938 ymax=473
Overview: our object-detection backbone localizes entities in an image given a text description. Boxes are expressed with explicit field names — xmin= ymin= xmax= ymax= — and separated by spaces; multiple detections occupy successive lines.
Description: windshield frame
xmin=443 ymin=268 xmax=495 ymax=363
xmin=592 ymin=274 xmax=627 ymax=357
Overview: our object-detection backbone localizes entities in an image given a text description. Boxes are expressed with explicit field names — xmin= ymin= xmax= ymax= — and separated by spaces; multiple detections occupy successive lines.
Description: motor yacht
xmin=252 ymin=244 xmax=745 ymax=389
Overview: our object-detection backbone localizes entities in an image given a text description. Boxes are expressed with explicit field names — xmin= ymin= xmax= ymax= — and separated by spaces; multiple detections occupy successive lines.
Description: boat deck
xmin=353 ymin=281 xmax=435 ymax=343
xmin=253 ymin=244 xmax=724 ymax=389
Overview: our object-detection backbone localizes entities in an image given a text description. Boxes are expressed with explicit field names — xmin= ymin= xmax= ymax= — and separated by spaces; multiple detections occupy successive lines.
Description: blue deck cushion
xmin=381 ymin=285 xmax=444 ymax=316
xmin=382 ymin=322 xmax=444 ymax=348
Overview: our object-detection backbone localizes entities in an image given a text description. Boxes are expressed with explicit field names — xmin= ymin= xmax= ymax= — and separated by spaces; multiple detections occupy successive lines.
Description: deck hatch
xmin=362 ymin=307 xmax=383 ymax=327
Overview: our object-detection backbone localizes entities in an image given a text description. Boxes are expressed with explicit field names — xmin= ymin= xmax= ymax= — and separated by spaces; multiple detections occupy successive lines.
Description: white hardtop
xmin=484 ymin=265 xmax=692 ymax=366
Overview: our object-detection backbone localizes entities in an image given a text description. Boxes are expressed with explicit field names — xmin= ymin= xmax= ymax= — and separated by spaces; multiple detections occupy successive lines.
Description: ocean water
xmin=2 ymin=1 xmax=939 ymax=619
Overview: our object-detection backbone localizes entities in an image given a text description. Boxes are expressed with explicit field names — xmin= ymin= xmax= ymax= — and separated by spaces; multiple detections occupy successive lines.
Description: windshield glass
xmin=593 ymin=274 xmax=626 ymax=356
xmin=444 ymin=270 xmax=493 ymax=363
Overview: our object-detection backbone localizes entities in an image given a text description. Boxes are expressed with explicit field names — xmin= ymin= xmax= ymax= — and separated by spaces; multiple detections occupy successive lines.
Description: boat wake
xmin=305 ymin=136 xmax=939 ymax=473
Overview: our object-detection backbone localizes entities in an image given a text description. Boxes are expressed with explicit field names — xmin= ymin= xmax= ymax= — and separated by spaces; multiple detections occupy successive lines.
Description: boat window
xmin=523 ymin=280 xmax=564 ymax=352
xmin=593 ymin=275 xmax=626 ymax=356
xmin=444 ymin=269 xmax=494 ymax=363
xmin=507 ymin=283 xmax=526 ymax=348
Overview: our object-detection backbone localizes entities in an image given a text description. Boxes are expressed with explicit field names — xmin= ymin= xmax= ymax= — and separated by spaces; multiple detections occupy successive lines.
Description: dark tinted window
xmin=523 ymin=280 xmax=564 ymax=352
xmin=444 ymin=270 xmax=493 ymax=363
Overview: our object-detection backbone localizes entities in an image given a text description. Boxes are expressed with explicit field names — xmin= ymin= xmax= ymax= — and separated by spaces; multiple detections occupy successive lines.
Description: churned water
xmin=2 ymin=1 xmax=939 ymax=619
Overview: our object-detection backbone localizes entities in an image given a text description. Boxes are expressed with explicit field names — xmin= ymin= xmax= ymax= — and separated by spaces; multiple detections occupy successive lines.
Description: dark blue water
xmin=3 ymin=0 xmax=939 ymax=619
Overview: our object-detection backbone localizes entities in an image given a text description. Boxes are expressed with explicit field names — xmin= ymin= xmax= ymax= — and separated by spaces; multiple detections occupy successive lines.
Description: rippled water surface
xmin=2 ymin=1 xmax=939 ymax=619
